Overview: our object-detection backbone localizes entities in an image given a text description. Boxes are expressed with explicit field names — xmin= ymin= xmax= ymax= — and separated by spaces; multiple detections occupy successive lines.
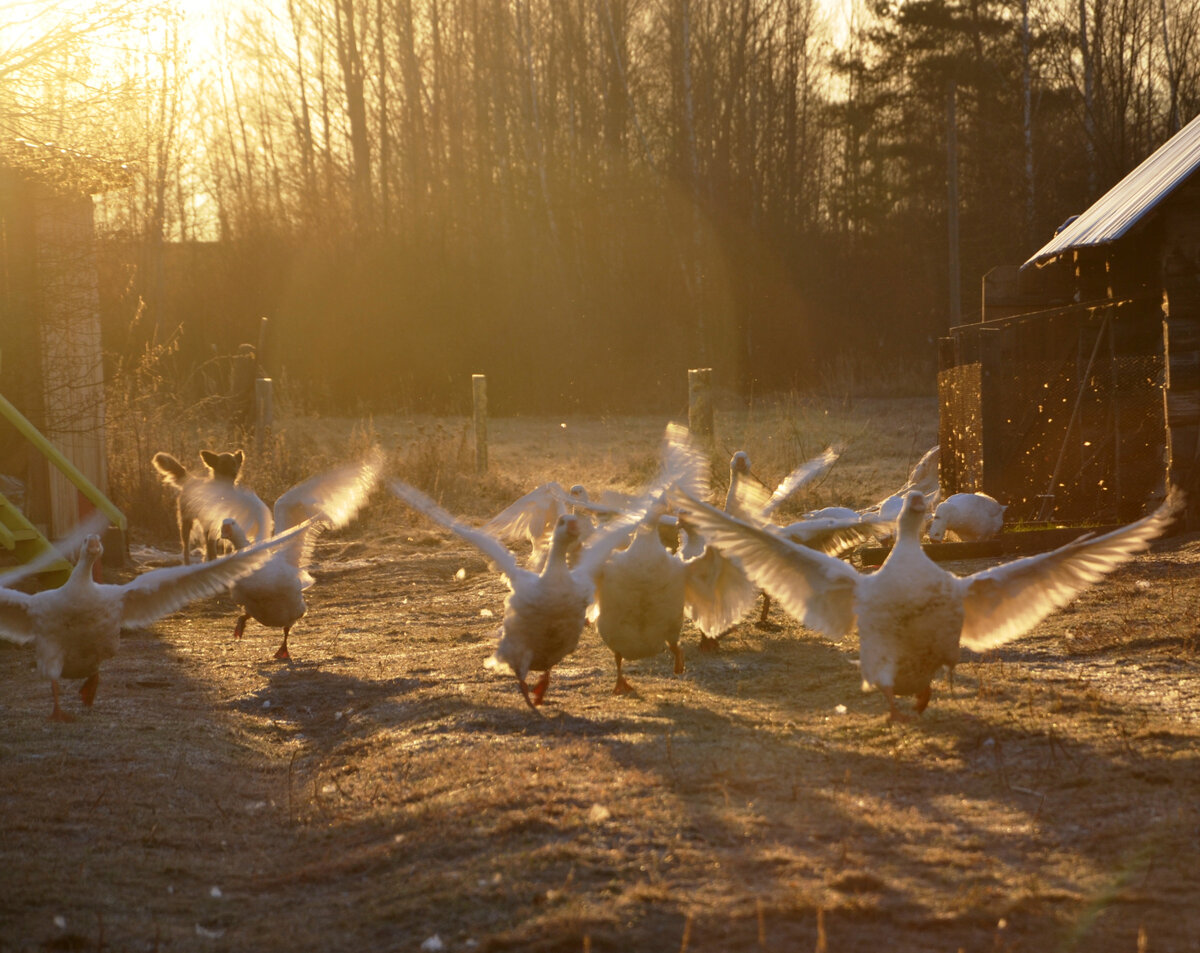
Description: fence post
xmin=473 ymin=374 xmax=488 ymax=474
xmin=255 ymin=378 xmax=273 ymax=455
xmin=688 ymin=368 xmax=714 ymax=449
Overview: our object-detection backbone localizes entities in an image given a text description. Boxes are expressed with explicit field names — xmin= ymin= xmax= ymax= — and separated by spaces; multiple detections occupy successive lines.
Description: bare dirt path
xmin=3 ymin=516 xmax=1198 ymax=953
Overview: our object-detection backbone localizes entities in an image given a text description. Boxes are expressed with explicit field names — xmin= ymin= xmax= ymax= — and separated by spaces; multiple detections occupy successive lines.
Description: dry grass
xmin=4 ymin=398 xmax=1199 ymax=952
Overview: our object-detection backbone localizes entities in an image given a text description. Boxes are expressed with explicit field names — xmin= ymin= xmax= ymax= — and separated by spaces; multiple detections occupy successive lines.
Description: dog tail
xmin=152 ymin=452 xmax=189 ymax=490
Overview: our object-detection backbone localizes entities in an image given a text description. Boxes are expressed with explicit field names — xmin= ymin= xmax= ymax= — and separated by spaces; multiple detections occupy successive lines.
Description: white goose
xmin=690 ymin=444 xmax=857 ymax=633
xmin=0 ymin=520 xmax=313 ymax=720
xmin=390 ymin=480 xmax=660 ymax=710
xmin=927 ymin=492 xmax=1006 ymax=542
xmin=212 ymin=452 xmax=381 ymax=660
xmin=593 ymin=509 xmax=687 ymax=693
xmin=675 ymin=488 xmax=1180 ymax=721
xmin=590 ymin=425 xmax=709 ymax=693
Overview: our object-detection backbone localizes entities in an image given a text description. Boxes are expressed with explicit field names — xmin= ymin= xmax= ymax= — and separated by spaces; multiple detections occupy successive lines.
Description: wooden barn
xmin=0 ymin=140 xmax=126 ymax=548
xmin=939 ymin=112 xmax=1200 ymax=528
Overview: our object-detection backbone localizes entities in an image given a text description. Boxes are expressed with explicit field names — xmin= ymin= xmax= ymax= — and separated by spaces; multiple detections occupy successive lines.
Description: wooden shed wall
xmin=938 ymin=298 xmax=1165 ymax=523
xmin=0 ymin=176 xmax=107 ymax=538
xmin=1161 ymin=176 xmax=1200 ymax=524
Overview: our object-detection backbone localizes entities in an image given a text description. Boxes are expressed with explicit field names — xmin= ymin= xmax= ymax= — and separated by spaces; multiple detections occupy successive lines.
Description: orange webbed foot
xmin=531 ymin=672 xmax=551 ymax=706
xmin=613 ymin=675 xmax=634 ymax=695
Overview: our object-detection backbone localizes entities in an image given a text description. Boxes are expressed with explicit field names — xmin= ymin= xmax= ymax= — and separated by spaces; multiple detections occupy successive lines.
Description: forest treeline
xmin=7 ymin=0 xmax=1200 ymax=412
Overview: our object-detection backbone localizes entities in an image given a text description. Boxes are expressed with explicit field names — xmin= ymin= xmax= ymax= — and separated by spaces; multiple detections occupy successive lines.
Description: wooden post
xmin=256 ymin=316 xmax=269 ymax=369
xmin=688 ymin=368 xmax=714 ymax=449
xmin=255 ymin=378 xmax=273 ymax=455
xmin=472 ymin=374 xmax=488 ymax=475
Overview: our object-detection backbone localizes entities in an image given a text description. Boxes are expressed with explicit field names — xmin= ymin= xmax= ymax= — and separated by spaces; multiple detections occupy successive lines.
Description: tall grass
xmin=105 ymin=342 xmax=940 ymax=545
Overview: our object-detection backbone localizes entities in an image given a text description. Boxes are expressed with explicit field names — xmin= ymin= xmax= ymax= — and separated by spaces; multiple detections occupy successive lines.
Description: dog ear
xmin=200 ymin=450 xmax=219 ymax=470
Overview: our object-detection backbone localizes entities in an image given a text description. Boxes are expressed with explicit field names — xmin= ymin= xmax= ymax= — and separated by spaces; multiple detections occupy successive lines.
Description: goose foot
xmin=233 ymin=614 xmax=248 ymax=640
xmin=882 ymin=686 xmax=914 ymax=724
xmin=79 ymin=673 xmax=100 ymax=708
xmin=670 ymin=643 xmax=685 ymax=675
xmin=913 ymin=684 xmax=932 ymax=714
xmin=758 ymin=594 xmax=772 ymax=625
xmin=613 ymin=675 xmax=634 ymax=695
xmin=517 ymin=680 xmax=538 ymax=711
xmin=49 ymin=682 xmax=75 ymax=723
xmin=274 ymin=628 xmax=291 ymax=660
xmin=531 ymin=671 xmax=551 ymax=705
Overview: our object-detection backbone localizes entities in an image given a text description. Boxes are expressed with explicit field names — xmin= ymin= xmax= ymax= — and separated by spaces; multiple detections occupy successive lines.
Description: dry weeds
xmin=3 ymin=399 xmax=1198 ymax=952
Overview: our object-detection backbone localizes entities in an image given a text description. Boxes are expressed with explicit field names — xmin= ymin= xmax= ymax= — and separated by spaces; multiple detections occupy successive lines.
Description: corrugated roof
xmin=1022 ymin=111 xmax=1200 ymax=269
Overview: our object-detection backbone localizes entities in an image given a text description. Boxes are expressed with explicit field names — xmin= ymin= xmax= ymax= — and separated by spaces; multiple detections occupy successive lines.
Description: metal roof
xmin=1022 ymin=111 xmax=1200 ymax=270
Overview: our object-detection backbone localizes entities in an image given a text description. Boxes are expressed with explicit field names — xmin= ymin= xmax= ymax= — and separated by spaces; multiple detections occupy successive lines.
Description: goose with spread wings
xmin=682 ymin=444 xmax=874 ymax=640
xmin=211 ymin=451 xmax=381 ymax=660
xmin=390 ymin=480 xmax=660 ymax=710
xmin=675 ymin=488 xmax=1180 ymax=721
xmin=0 ymin=520 xmax=314 ymax=720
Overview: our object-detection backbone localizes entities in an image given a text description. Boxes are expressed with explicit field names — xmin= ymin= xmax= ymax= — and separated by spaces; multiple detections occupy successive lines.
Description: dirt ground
xmin=2 ymin=405 xmax=1199 ymax=952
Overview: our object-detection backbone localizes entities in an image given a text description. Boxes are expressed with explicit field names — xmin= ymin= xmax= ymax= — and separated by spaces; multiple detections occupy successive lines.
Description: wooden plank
xmin=0 ymin=392 xmax=125 ymax=532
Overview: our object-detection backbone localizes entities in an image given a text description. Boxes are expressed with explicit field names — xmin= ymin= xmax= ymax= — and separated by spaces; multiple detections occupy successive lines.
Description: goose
xmin=0 ymin=519 xmax=314 ymax=720
xmin=701 ymin=445 xmax=854 ymax=631
xmin=927 ymin=492 xmax=1006 ymax=543
xmin=673 ymin=488 xmax=1180 ymax=721
xmin=212 ymin=453 xmax=381 ymax=660
xmin=589 ymin=425 xmax=710 ymax=693
xmin=593 ymin=509 xmax=687 ymax=693
xmin=390 ymin=480 xmax=662 ymax=710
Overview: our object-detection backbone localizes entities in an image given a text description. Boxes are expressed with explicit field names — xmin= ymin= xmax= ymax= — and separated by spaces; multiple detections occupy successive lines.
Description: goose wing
xmin=776 ymin=513 xmax=889 ymax=558
xmin=959 ymin=493 xmax=1181 ymax=651
xmin=759 ymin=446 xmax=842 ymax=518
xmin=272 ymin=448 xmax=382 ymax=531
xmin=682 ymin=546 xmax=759 ymax=637
xmin=0 ymin=511 xmax=112 ymax=592
xmin=661 ymin=423 xmax=711 ymax=503
xmin=390 ymin=480 xmax=529 ymax=584
xmin=0 ymin=588 xmax=34 ymax=644
xmin=120 ymin=519 xmax=315 ymax=628
xmin=186 ymin=481 xmax=274 ymax=542
xmin=675 ymin=494 xmax=860 ymax=639
xmin=483 ymin=483 xmax=565 ymax=542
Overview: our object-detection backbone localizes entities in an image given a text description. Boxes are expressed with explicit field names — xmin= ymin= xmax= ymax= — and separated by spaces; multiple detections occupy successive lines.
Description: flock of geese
xmin=0 ymin=424 xmax=1181 ymax=723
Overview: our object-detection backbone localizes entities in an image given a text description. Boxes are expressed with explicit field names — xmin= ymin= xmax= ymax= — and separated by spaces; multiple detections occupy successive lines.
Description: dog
xmin=152 ymin=449 xmax=245 ymax=564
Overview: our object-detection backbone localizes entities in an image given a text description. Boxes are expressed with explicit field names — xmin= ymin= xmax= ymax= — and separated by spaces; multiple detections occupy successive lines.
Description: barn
xmin=0 ymin=139 xmax=127 ymax=560
xmin=938 ymin=111 xmax=1200 ymax=528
